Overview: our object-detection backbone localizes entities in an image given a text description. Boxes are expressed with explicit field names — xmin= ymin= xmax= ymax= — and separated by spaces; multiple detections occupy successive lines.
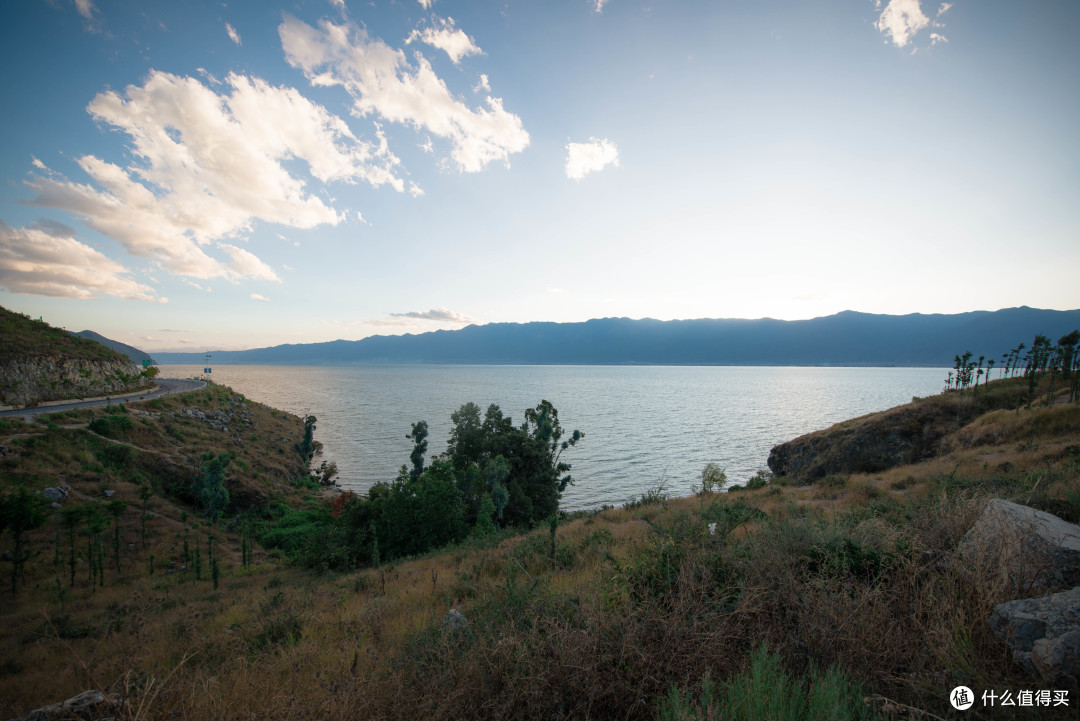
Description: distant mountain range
xmin=71 ymin=330 xmax=156 ymax=365
xmin=151 ymin=307 xmax=1080 ymax=367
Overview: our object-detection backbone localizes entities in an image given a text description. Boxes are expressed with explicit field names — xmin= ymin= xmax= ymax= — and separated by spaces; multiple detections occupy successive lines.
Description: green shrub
xmin=657 ymin=644 xmax=880 ymax=721
xmin=87 ymin=414 xmax=133 ymax=438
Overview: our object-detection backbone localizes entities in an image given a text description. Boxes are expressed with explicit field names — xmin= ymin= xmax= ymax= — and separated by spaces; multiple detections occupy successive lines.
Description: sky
xmin=0 ymin=0 xmax=1078 ymax=353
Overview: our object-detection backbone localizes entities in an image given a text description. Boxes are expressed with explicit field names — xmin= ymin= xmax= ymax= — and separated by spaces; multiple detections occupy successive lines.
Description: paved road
xmin=0 ymin=378 xmax=207 ymax=418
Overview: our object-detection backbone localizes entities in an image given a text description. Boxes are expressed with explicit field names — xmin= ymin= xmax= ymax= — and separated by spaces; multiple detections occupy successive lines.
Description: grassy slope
xmin=1 ymin=378 xmax=1079 ymax=720
xmin=0 ymin=305 xmax=124 ymax=363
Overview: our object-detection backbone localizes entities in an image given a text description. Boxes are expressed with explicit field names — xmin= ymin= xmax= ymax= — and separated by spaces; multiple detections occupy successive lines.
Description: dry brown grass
xmin=2 ymin=389 xmax=1080 ymax=719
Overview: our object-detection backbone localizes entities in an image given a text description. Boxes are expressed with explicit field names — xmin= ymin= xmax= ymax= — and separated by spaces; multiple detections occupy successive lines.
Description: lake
xmin=159 ymin=365 xmax=947 ymax=510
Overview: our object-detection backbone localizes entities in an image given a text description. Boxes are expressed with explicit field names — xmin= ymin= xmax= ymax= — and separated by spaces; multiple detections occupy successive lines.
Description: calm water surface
xmin=160 ymin=365 xmax=946 ymax=510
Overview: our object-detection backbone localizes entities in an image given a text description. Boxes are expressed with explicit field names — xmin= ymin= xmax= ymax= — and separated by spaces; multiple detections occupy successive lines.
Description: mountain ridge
xmin=151 ymin=307 xmax=1080 ymax=367
xmin=70 ymin=329 xmax=156 ymax=365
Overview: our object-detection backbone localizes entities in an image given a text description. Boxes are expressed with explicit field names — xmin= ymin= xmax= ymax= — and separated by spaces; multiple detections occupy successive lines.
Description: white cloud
xmin=937 ymin=2 xmax=952 ymax=16
xmin=31 ymin=157 xmax=47 ymax=170
xmin=26 ymin=70 xmax=404 ymax=281
xmin=406 ymin=16 xmax=482 ymax=65
xmin=594 ymin=0 xmax=609 ymax=13
xmin=279 ymin=15 xmax=529 ymax=173
xmin=330 ymin=0 xmax=345 ymax=8
xmin=930 ymin=32 xmax=948 ymax=45
xmin=565 ymin=138 xmax=620 ymax=180
xmin=473 ymin=73 xmax=491 ymax=93
xmin=418 ymin=0 xmax=434 ymax=8
xmin=390 ymin=307 xmax=476 ymax=323
xmin=73 ymin=0 xmax=95 ymax=20
xmin=0 ymin=220 xmax=163 ymax=302
xmin=250 ymin=293 xmax=271 ymax=302
xmin=409 ymin=182 xmax=425 ymax=198
xmin=225 ymin=22 xmax=242 ymax=46
xmin=221 ymin=244 xmax=281 ymax=282
xmin=876 ymin=0 xmax=930 ymax=48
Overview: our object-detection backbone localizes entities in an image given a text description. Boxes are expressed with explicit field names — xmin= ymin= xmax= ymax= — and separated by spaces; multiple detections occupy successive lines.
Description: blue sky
xmin=1 ymin=0 xmax=1077 ymax=352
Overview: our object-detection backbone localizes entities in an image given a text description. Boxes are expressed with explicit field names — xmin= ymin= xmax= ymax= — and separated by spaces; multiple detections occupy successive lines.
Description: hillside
xmin=151 ymin=306 xmax=1080 ymax=367
xmin=1 ymin=372 xmax=1079 ymax=720
xmin=70 ymin=330 xmax=156 ymax=366
xmin=0 ymin=305 xmax=154 ymax=408
xmin=0 ymin=306 xmax=124 ymax=364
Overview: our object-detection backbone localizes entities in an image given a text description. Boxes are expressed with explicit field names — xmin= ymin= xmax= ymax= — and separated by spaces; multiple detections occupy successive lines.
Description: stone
xmin=989 ymin=587 xmax=1080 ymax=685
xmin=42 ymin=487 xmax=69 ymax=502
xmin=444 ymin=608 xmax=468 ymax=630
xmin=958 ymin=499 xmax=1080 ymax=595
xmin=23 ymin=689 xmax=126 ymax=721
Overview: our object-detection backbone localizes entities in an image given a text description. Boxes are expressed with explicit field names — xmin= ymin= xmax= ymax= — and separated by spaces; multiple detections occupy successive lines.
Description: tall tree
xmin=192 ymin=452 xmax=231 ymax=523
xmin=406 ymin=421 xmax=429 ymax=482
xmin=106 ymin=499 xmax=127 ymax=573
xmin=60 ymin=506 xmax=82 ymax=588
xmin=137 ymin=482 xmax=153 ymax=549
xmin=1058 ymin=330 xmax=1079 ymax=381
xmin=0 ymin=488 xmax=47 ymax=593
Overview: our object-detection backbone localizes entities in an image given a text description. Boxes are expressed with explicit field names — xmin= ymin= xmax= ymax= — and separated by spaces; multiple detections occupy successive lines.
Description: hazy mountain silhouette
xmin=151 ymin=307 xmax=1080 ymax=367
xmin=71 ymin=330 xmax=156 ymax=365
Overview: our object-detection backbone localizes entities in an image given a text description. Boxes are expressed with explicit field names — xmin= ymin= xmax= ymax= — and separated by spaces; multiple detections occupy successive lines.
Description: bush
xmin=87 ymin=414 xmax=133 ymax=438
xmin=657 ymin=644 xmax=881 ymax=721
xmin=745 ymin=468 xmax=772 ymax=490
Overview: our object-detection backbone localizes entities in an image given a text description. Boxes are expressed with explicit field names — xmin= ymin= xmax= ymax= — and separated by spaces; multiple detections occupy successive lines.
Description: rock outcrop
xmin=767 ymin=405 xmax=939 ymax=482
xmin=989 ymin=588 xmax=1080 ymax=685
xmin=959 ymin=498 xmax=1080 ymax=596
xmin=959 ymin=499 xmax=1080 ymax=685
xmin=0 ymin=356 xmax=149 ymax=408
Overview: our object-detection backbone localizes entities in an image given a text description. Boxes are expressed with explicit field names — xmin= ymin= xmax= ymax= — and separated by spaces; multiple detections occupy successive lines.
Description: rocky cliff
xmin=0 ymin=356 xmax=150 ymax=408
xmin=767 ymin=379 xmax=1033 ymax=483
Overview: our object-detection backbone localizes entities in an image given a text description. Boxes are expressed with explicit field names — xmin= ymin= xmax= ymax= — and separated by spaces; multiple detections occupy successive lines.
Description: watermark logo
xmin=950 ymin=687 xmax=1069 ymax=709
xmin=950 ymin=686 xmax=975 ymax=710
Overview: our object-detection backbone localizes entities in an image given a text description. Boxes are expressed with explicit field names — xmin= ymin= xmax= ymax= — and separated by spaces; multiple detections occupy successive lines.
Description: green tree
xmin=106 ymin=499 xmax=127 ymax=573
xmin=192 ymin=452 xmax=231 ymax=523
xmin=84 ymin=504 xmax=109 ymax=591
xmin=447 ymin=402 xmax=484 ymax=471
xmin=379 ymin=459 xmax=467 ymax=558
xmin=60 ymin=505 xmax=82 ymax=588
xmin=138 ymin=482 xmax=153 ymax=549
xmin=296 ymin=415 xmax=317 ymax=460
xmin=696 ymin=463 xmax=728 ymax=494
xmin=0 ymin=488 xmax=47 ymax=593
xmin=406 ymin=420 xmax=429 ymax=482
xmin=1058 ymin=330 xmax=1079 ymax=381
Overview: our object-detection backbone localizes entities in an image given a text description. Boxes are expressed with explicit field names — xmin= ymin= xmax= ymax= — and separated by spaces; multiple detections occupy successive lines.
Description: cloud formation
xmin=406 ymin=16 xmax=482 ymax=65
xmin=0 ymin=220 xmax=163 ymax=302
xmin=565 ymin=138 xmax=620 ymax=180
xmin=26 ymin=71 xmax=404 ymax=282
xmin=225 ymin=22 xmax=242 ymax=46
xmin=390 ymin=307 xmax=476 ymax=323
xmin=279 ymin=15 xmax=529 ymax=172
xmin=73 ymin=0 xmax=95 ymax=20
xmin=876 ymin=0 xmax=930 ymax=48
xmin=250 ymin=293 xmax=271 ymax=302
